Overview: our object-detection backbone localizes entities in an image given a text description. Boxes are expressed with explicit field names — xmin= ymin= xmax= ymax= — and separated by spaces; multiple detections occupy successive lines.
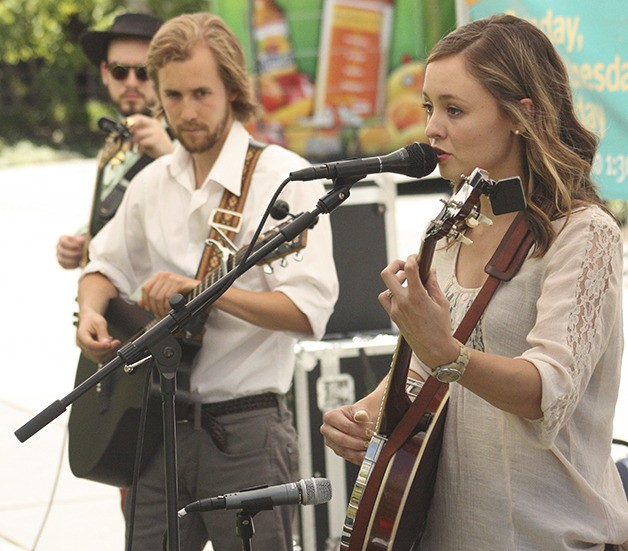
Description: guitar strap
xmin=194 ymin=139 xmax=267 ymax=280
xmin=91 ymin=153 xmax=153 ymax=235
xmin=82 ymin=135 xmax=157 ymax=266
xmin=339 ymin=211 xmax=535 ymax=551
xmin=375 ymin=210 xmax=535 ymax=463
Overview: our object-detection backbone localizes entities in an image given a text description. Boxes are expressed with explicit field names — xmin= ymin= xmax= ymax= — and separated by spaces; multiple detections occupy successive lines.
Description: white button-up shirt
xmin=85 ymin=122 xmax=339 ymax=402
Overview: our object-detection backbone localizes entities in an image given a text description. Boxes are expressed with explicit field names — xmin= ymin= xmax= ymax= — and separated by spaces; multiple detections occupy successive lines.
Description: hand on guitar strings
xmin=320 ymin=401 xmax=377 ymax=466
xmin=76 ymin=309 xmax=122 ymax=365
xmin=139 ymin=271 xmax=201 ymax=318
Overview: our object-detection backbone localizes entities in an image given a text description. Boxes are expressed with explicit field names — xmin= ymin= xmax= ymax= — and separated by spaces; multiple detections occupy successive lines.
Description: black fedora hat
xmin=80 ymin=13 xmax=163 ymax=66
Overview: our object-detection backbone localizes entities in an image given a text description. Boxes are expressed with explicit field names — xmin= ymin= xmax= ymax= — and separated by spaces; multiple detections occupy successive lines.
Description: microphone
xmin=97 ymin=116 xmax=132 ymax=140
xmin=178 ymin=477 xmax=332 ymax=517
xmin=270 ymin=199 xmax=290 ymax=220
xmin=289 ymin=142 xmax=437 ymax=182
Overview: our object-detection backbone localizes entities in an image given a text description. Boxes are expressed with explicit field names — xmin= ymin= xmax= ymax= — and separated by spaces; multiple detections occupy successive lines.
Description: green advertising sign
xmin=210 ymin=0 xmax=455 ymax=161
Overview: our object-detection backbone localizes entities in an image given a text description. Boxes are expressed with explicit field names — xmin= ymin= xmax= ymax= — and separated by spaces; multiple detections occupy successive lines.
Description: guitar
xmin=341 ymin=169 xmax=513 ymax=550
xmin=68 ymin=221 xmax=308 ymax=488
xmin=81 ymin=123 xmax=132 ymax=267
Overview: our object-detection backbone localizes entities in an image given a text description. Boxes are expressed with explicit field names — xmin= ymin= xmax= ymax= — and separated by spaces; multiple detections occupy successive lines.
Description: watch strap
xmin=431 ymin=341 xmax=471 ymax=382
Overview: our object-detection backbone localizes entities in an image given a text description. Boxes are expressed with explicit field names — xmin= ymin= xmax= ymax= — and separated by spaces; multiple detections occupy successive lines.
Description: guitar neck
xmin=186 ymin=253 xmax=233 ymax=302
xmin=185 ymin=223 xmax=304 ymax=302
xmin=376 ymin=238 xmax=436 ymax=436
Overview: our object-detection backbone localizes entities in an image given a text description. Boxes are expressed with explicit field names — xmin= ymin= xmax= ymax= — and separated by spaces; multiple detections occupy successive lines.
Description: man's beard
xmin=112 ymin=90 xmax=152 ymax=117
xmin=175 ymin=111 xmax=230 ymax=154
xmin=119 ymin=104 xmax=153 ymax=117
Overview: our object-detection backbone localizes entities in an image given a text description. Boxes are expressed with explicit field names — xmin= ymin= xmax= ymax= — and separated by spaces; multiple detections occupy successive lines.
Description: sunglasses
xmin=106 ymin=63 xmax=149 ymax=82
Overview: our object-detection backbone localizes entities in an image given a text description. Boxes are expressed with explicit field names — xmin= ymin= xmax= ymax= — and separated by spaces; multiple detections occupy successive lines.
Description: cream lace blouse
xmin=414 ymin=206 xmax=628 ymax=550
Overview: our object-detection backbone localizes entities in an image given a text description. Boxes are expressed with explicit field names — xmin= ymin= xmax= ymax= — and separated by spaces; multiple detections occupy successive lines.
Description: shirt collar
xmin=207 ymin=121 xmax=249 ymax=196
xmin=167 ymin=121 xmax=250 ymax=196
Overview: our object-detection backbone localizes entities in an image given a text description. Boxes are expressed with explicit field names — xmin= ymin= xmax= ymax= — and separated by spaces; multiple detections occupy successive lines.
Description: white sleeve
xmin=519 ymin=208 xmax=623 ymax=445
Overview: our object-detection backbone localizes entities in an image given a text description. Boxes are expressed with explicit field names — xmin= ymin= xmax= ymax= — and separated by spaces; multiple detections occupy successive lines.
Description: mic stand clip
xmin=236 ymin=508 xmax=264 ymax=551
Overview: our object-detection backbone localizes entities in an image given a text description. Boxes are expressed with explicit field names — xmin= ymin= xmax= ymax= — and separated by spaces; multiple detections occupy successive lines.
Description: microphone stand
xmin=236 ymin=509 xmax=259 ymax=551
xmin=14 ymin=174 xmax=363 ymax=551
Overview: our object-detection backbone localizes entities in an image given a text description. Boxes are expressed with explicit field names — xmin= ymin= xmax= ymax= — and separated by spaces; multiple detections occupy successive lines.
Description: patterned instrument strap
xmin=195 ymin=139 xmax=267 ymax=279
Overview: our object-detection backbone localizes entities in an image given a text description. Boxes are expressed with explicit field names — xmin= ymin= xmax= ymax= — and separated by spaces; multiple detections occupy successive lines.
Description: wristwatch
xmin=431 ymin=342 xmax=470 ymax=383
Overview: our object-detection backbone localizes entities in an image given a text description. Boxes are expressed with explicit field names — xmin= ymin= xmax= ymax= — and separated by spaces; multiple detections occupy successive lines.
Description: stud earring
xmin=515 ymin=130 xmax=521 ymax=135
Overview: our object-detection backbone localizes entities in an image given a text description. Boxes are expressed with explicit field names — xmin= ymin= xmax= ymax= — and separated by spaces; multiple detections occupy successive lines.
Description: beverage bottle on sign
xmin=253 ymin=0 xmax=313 ymax=118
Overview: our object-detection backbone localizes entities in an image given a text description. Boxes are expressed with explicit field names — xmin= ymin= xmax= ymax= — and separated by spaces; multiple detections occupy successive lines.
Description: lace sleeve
xmin=522 ymin=208 xmax=623 ymax=445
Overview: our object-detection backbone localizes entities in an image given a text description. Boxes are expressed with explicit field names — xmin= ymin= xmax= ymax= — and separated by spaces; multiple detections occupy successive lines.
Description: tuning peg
xmin=294 ymin=251 xmax=303 ymax=262
xmin=478 ymin=213 xmax=493 ymax=226
xmin=280 ymin=258 xmax=288 ymax=268
xmin=96 ymin=363 xmax=104 ymax=393
xmin=466 ymin=213 xmax=493 ymax=228
xmin=456 ymin=233 xmax=473 ymax=246
xmin=264 ymin=265 xmax=274 ymax=274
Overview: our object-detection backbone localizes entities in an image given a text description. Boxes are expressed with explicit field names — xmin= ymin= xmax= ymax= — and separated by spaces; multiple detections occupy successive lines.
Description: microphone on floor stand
xmin=178 ymin=477 xmax=332 ymax=517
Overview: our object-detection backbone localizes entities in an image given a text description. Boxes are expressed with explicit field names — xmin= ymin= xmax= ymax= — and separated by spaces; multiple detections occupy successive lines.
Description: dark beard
xmin=119 ymin=106 xmax=153 ymax=118
xmin=112 ymin=90 xmax=154 ymax=118
xmin=175 ymin=110 xmax=230 ymax=154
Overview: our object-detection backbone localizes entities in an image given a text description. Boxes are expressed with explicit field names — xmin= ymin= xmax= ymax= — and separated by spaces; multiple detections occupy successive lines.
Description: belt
xmin=202 ymin=392 xmax=279 ymax=416
xmin=177 ymin=393 xmax=280 ymax=451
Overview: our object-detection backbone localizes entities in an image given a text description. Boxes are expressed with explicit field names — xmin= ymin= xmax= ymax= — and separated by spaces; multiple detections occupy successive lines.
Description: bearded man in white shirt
xmin=75 ymin=12 xmax=338 ymax=551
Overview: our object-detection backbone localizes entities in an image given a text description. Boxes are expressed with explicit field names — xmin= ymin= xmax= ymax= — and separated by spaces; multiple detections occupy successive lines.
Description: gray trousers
xmin=124 ymin=396 xmax=300 ymax=551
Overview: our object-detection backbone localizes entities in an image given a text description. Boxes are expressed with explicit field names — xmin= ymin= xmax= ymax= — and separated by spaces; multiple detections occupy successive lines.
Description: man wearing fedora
xmin=56 ymin=13 xmax=174 ymax=269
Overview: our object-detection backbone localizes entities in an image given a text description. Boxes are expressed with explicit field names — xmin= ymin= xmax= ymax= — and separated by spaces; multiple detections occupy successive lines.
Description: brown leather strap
xmin=384 ymin=211 xmax=534 ymax=450
xmin=347 ymin=211 xmax=535 ymax=549
xmin=195 ymin=139 xmax=266 ymax=279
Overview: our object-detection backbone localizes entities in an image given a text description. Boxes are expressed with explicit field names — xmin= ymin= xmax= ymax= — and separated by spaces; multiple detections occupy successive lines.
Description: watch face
xmin=435 ymin=367 xmax=462 ymax=383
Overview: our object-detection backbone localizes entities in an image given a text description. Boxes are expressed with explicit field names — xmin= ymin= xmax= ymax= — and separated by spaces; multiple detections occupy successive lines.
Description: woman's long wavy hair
xmin=147 ymin=12 xmax=258 ymax=124
xmin=428 ymin=14 xmax=611 ymax=256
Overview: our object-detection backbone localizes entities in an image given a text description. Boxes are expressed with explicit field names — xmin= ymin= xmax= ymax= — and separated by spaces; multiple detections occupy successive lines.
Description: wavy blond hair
xmin=147 ymin=12 xmax=258 ymax=123
xmin=428 ymin=14 xmax=611 ymax=256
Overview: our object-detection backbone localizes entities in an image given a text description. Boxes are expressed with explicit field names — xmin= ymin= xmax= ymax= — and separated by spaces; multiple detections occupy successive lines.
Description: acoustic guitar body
xmin=68 ymin=299 xmax=192 ymax=488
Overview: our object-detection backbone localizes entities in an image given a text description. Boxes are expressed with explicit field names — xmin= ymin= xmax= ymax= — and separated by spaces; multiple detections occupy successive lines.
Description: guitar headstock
xmin=423 ymin=168 xmax=494 ymax=247
xmin=235 ymin=218 xmax=308 ymax=270
xmin=261 ymin=224 xmax=308 ymax=268
xmin=423 ymin=168 xmax=525 ymax=248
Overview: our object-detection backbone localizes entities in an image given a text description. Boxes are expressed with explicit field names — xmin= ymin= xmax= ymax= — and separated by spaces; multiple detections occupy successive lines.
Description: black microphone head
xmin=97 ymin=116 xmax=117 ymax=134
xmin=270 ymin=199 xmax=290 ymax=220
xmin=298 ymin=478 xmax=332 ymax=505
xmin=404 ymin=142 xmax=438 ymax=178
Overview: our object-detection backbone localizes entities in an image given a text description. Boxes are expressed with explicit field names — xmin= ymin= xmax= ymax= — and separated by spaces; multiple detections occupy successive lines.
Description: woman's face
xmin=422 ymin=54 xmax=524 ymax=185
